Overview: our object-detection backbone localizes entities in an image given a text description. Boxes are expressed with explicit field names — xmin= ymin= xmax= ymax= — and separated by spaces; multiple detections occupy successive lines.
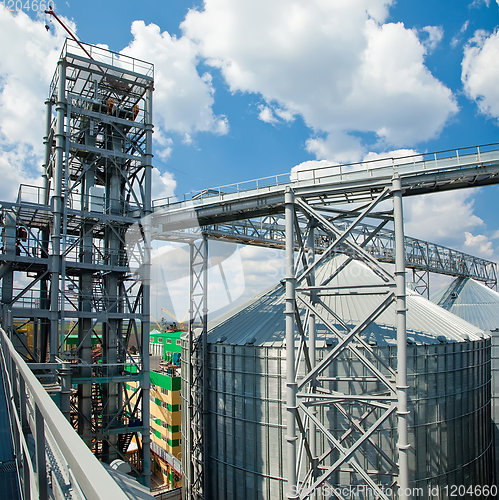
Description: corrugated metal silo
xmin=182 ymin=258 xmax=493 ymax=499
xmin=432 ymin=277 xmax=499 ymax=486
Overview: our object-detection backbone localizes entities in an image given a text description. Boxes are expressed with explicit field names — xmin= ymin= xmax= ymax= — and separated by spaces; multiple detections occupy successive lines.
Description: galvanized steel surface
xmin=208 ymin=256 xmax=487 ymax=347
xmin=432 ymin=277 xmax=499 ymax=331
xmin=432 ymin=276 xmax=499 ymax=493
xmin=181 ymin=257 xmax=493 ymax=499
xmin=182 ymin=340 xmax=492 ymax=499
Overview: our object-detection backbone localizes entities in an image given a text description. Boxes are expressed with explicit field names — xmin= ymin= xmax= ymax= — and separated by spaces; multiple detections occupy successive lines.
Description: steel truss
xmin=192 ymin=218 xmax=497 ymax=289
xmin=411 ymin=270 xmax=429 ymax=299
xmin=186 ymin=235 xmax=208 ymax=500
xmin=0 ymin=40 xmax=153 ymax=484
xmin=284 ymin=176 xmax=409 ymax=499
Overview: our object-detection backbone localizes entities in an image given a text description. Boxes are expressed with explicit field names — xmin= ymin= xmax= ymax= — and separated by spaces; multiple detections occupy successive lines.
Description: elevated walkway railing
xmin=0 ymin=327 xmax=130 ymax=500
xmin=152 ymin=143 xmax=499 ymax=211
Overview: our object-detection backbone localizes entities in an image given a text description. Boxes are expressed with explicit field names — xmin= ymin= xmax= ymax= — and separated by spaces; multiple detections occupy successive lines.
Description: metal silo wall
xmin=181 ymin=338 xmax=492 ymax=499
xmin=491 ymin=330 xmax=499 ymax=484
xmin=408 ymin=339 xmax=493 ymax=497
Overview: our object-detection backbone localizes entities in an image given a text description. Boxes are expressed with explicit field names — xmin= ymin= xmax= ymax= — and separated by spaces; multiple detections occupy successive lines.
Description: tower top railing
xmin=62 ymin=38 xmax=154 ymax=77
xmin=49 ymin=38 xmax=154 ymax=99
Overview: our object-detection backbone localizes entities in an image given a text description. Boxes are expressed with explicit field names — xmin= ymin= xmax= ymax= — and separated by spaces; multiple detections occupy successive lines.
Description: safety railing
xmin=152 ymin=143 xmax=499 ymax=210
xmin=0 ymin=327 xmax=130 ymax=500
xmin=63 ymin=39 xmax=154 ymax=78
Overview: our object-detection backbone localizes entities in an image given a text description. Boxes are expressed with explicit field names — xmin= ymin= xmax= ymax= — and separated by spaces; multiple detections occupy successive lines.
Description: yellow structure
xmin=125 ymin=361 xmax=182 ymax=489
xmin=150 ymin=369 xmax=181 ymax=458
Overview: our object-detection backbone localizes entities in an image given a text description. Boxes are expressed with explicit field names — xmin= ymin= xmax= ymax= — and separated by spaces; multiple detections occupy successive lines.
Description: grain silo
xmin=182 ymin=256 xmax=493 ymax=499
xmin=432 ymin=277 xmax=499 ymax=485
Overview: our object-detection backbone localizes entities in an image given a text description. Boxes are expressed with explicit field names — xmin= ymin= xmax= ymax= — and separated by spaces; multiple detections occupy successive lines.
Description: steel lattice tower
xmin=0 ymin=40 xmax=154 ymax=485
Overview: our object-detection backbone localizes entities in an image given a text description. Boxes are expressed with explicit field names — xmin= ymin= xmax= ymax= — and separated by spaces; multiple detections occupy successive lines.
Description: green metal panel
xmin=150 ymin=331 xmax=184 ymax=361
xmin=150 ymin=370 xmax=181 ymax=391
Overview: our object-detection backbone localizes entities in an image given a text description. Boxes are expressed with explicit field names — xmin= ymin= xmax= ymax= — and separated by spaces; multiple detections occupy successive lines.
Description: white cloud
xmin=471 ymin=0 xmax=491 ymax=7
xmin=258 ymin=103 xmax=295 ymax=124
xmin=0 ymin=10 xmax=68 ymax=152
xmin=258 ymin=105 xmax=278 ymax=124
xmin=404 ymin=190 xmax=484 ymax=248
xmin=305 ymin=133 xmax=363 ymax=163
xmin=153 ymin=130 xmax=174 ymax=161
xmin=463 ymin=231 xmax=494 ymax=257
xmin=0 ymin=145 xmax=43 ymax=202
xmin=274 ymin=107 xmax=295 ymax=122
xmin=121 ymin=20 xmax=229 ymax=137
xmin=420 ymin=26 xmax=444 ymax=53
xmin=182 ymin=0 xmax=458 ymax=161
xmin=0 ymin=9 xmax=70 ymax=201
xmin=462 ymin=29 xmax=499 ymax=121
xmin=451 ymin=20 xmax=470 ymax=48
xmin=152 ymin=167 xmax=176 ymax=201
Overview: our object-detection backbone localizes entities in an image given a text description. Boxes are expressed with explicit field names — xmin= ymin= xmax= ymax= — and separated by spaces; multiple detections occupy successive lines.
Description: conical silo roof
xmin=431 ymin=276 xmax=499 ymax=331
xmin=208 ymin=255 xmax=486 ymax=346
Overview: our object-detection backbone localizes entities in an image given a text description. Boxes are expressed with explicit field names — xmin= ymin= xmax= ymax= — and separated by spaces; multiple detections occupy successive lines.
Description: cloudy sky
xmin=1 ymin=1 xmax=499 ymax=316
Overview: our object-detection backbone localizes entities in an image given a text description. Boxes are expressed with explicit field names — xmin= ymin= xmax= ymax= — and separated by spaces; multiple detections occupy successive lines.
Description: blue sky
xmin=1 ymin=0 xmax=499 ymax=314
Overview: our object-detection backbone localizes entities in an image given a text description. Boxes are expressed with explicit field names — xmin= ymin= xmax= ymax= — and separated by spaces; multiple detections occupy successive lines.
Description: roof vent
xmin=217 ymin=335 xmax=228 ymax=343
xmin=325 ymin=338 xmax=335 ymax=346
xmin=450 ymin=292 xmax=457 ymax=299
xmin=437 ymin=335 xmax=447 ymax=343
xmin=245 ymin=336 xmax=256 ymax=345
xmin=407 ymin=338 xmax=414 ymax=345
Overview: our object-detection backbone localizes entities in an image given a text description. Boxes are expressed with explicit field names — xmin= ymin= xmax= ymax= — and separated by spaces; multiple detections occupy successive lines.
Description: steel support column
xmin=141 ymin=84 xmax=154 ymax=489
xmin=285 ymin=187 xmax=299 ymax=500
xmin=187 ymin=235 xmax=209 ymax=499
xmin=288 ymin=188 xmax=401 ymax=500
xmin=392 ymin=174 xmax=410 ymax=496
xmin=49 ymin=59 xmax=66 ymax=362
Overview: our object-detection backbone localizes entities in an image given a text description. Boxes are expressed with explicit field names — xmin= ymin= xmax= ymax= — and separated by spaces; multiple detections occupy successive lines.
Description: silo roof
xmin=208 ymin=255 xmax=486 ymax=346
xmin=431 ymin=277 xmax=499 ymax=331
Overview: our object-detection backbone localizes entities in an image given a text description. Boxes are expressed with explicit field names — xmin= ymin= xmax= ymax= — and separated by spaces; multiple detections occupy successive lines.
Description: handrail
xmin=152 ymin=142 xmax=499 ymax=209
xmin=0 ymin=327 xmax=129 ymax=500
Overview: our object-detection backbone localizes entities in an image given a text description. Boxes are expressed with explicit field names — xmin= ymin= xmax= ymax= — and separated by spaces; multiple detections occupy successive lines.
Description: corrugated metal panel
xmin=432 ymin=276 xmax=499 ymax=487
xmin=181 ymin=340 xmax=493 ymax=499
xmin=432 ymin=277 xmax=499 ymax=331
xmin=208 ymin=256 xmax=486 ymax=347
xmin=181 ymin=256 xmax=493 ymax=499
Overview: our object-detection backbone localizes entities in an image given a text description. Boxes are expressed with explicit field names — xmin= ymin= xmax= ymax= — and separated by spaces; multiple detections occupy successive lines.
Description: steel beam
xmin=392 ymin=174 xmax=409 ymax=496
xmin=285 ymin=184 xmax=408 ymax=498
xmin=152 ymin=144 xmax=499 ymax=230
xmin=181 ymin=219 xmax=496 ymax=289
xmin=187 ymin=235 xmax=209 ymax=500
